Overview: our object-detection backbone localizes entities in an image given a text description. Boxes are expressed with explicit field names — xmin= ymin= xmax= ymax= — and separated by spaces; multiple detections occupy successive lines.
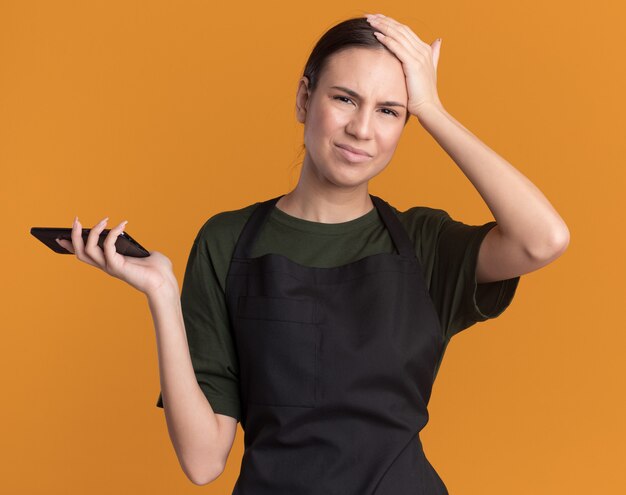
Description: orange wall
xmin=2 ymin=1 xmax=624 ymax=493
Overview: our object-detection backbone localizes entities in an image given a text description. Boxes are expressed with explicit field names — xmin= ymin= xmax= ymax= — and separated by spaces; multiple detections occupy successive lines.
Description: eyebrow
xmin=330 ymin=85 xmax=406 ymax=109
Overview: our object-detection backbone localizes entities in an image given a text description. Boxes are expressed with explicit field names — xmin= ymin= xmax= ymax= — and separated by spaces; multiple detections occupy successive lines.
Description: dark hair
xmin=302 ymin=17 xmax=410 ymax=126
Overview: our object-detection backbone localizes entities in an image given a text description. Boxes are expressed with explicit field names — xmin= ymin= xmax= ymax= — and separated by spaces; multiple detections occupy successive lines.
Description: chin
xmin=323 ymin=163 xmax=381 ymax=189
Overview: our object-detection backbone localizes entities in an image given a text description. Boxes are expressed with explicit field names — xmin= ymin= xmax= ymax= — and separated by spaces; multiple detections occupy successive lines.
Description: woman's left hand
xmin=366 ymin=13 xmax=443 ymax=119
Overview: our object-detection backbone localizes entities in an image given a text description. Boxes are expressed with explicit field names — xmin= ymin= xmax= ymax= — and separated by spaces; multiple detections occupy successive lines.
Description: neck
xmin=276 ymin=181 xmax=374 ymax=225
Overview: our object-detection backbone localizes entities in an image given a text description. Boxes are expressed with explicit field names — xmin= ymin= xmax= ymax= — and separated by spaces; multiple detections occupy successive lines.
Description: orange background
xmin=2 ymin=0 xmax=624 ymax=493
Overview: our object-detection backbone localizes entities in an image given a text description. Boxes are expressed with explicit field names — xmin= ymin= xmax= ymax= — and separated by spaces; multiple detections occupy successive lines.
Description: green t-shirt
xmin=156 ymin=198 xmax=521 ymax=423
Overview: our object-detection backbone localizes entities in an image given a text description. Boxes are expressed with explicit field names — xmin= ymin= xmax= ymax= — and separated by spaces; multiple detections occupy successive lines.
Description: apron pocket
xmin=235 ymin=295 xmax=318 ymax=408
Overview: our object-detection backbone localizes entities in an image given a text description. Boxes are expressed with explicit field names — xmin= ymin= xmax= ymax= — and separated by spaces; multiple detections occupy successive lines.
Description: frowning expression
xmin=296 ymin=46 xmax=409 ymax=190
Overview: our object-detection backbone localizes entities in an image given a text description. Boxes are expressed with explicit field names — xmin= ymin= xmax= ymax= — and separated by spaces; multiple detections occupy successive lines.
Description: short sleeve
xmin=429 ymin=210 xmax=520 ymax=340
xmin=156 ymin=222 xmax=241 ymax=423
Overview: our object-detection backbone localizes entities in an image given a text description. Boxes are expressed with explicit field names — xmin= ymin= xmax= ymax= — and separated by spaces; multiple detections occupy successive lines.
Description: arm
xmin=364 ymin=14 xmax=569 ymax=282
xmin=147 ymin=283 xmax=237 ymax=485
xmin=417 ymin=103 xmax=570 ymax=283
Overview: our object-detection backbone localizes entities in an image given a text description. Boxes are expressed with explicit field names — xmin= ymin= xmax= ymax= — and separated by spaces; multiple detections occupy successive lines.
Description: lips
xmin=334 ymin=143 xmax=372 ymax=163
xmin=335 ymin=143 xmax=371 ymax=157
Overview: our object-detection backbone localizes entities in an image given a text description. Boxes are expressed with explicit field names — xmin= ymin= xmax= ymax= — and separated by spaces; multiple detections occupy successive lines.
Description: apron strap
xmin=232 ymin=194 xmax=284 ymax=260
xmin=369 ymin=194 xmax=415 ymax=259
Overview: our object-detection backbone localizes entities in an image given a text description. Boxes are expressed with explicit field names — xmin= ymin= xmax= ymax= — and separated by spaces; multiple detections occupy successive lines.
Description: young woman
xmin=57 ymin=14 xmax=569 ymax=494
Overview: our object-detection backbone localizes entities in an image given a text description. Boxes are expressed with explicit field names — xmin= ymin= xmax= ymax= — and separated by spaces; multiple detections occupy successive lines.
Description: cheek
xmin=305 ymin=109 xmax=343 ymax=148
xmin=318 ymin=107 xmax=345 ymax=135
xmin=379 ymin=128 xmax=403 ymax=153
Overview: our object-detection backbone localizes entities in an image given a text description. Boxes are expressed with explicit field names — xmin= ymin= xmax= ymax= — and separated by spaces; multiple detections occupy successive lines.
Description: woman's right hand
xmin=55 ymin=215 xmax=178 ymax=298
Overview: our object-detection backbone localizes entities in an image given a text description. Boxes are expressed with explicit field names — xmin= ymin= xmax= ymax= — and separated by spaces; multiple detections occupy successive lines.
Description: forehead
xmin=319 ymin=47 xmax=407 ymax=99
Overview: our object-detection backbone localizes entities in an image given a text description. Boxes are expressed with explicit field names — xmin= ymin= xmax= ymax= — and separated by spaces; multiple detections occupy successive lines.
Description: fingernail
xmin=73 ymin=216 xmax=77 ymax=227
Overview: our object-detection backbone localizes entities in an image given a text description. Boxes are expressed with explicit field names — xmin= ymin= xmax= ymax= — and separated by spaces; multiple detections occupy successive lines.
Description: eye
xmin=333 ymin=96 xmax=399 ymax=118
xmin=381 ymin=108 xmax=399 ymax=118
xmin=333 ymin=95 xmax=354 ymax=105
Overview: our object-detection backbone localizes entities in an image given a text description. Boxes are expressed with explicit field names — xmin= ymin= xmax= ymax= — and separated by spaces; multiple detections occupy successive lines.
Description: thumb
xmin=431 ymin=38 xmax=442 ymax=73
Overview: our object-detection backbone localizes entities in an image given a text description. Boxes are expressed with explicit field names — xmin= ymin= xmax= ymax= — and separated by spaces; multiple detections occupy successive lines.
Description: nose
xmin=346 ymin=108 xmax=374 ymax=140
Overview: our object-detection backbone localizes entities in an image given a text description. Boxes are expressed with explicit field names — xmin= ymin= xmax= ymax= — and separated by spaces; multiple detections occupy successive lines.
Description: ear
xmin=295 ymin=76 xmax=311 ymax=124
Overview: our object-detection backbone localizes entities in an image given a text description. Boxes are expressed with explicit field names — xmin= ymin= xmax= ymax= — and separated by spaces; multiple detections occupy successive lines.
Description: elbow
xmin=185 ymin=460 xmax=225 ymax=486
xmin=527 ymin=225 xmax=571 ymax=262
xmin=547 ymin=225 xmax=571 ymax=258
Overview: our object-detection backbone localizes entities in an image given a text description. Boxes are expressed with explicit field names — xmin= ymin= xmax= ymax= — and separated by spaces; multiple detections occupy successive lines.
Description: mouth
xmin=334 ymin=143 xmax=373 ymax=163
xmin=335 ymin=143 xmax=372 ymax=157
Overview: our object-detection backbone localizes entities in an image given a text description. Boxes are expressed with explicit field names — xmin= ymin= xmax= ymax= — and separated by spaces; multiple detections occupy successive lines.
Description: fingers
xmin=55 ymin=237 xmax=74 ymax=254
xmin=69 ymin=216 xmax=97 ymax=268
xmin=62 ymin=216 xmax=129 ymax=275
xmin=372 ymin=28 xmax=415 ymax=64
xmin=366 ymin=14 xmax=432 ymax=57
xmin=369 ymin=14 xmax=427 ymax=47
xmin=367 ymin=14 xmax=421 ymax=53
xmin=84 ymin=216 xmax=109 ymax=267
xmin=102 ymin=219 xmax=128 ymax=272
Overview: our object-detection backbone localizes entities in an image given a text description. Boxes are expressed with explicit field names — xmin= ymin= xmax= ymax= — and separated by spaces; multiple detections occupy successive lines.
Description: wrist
xmin=145 ymin=279 xmax=180 ymax=304
xmin=415 ymin=100 xmax=446 ymax=122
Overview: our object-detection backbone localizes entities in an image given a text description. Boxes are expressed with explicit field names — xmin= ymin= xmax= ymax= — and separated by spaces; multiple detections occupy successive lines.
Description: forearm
xmin=147 ymin=285 xmax=223 ymax=485
xmin=417 ymin=103 xmax=569 ymax=258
